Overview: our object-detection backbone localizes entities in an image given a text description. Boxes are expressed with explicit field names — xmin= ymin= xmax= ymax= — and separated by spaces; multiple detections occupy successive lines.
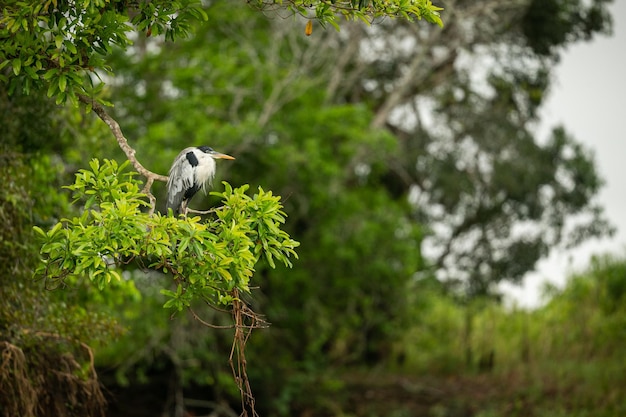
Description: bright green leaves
xmin=12 ymin=58 xmax=21 ymax=76
xmin=1 ymin=0 xmax=442 ymax=104
xmin=213 ymin=183 xmax=299 ymax=269
xmin=34 ymin=159 xmax=299 ymax=312
xmin=64 ymin=159 xmax=147 ymax=210
xmin=0 ymin=0 xmax=208 ymax=104
xmin=131 ymin=0 xmax=209 ymax=41
xmin=250 ymin=0 xmax=444 ymax=29
xmin=34 ymin=159 xmax=148 ymax=289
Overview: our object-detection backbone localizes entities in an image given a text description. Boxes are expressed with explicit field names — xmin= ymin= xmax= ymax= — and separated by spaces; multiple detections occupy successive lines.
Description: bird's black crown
xmin=197 ymin=146 xmax=214 ymax=153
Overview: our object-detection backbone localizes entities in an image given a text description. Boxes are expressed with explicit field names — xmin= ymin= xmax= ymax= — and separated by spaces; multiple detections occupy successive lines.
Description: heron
xmin=166 ymin=146 xmax=235 ymax=215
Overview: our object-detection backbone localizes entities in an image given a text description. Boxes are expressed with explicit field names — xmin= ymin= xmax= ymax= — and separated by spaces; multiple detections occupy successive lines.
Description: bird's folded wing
xmin=166 ymin=150 xmax=196 ymax=211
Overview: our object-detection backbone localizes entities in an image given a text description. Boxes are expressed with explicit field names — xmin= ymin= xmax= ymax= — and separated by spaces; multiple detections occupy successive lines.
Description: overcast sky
xmin=502 ymin=1 xmax=626 ymax=308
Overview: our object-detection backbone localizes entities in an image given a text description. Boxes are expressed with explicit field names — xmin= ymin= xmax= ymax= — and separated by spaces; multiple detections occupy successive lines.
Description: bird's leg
xmin=181 ymin=200 xmax=188 ymax=217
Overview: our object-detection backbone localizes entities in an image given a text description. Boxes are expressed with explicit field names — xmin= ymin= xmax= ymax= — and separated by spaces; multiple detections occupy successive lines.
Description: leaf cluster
xmin=33 ymin=159 xmax=298 ymax=312
xmin=0 ymin=0 xmax=208 ymax=104
xmin=250 ymin=0 xmax=443 ymax=29
xmin=1 ymin=0 xmax=443 ymax=106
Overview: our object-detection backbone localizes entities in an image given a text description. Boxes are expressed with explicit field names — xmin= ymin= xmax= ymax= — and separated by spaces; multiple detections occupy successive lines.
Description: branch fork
xmin=77 ymin=94 xmax=168 ymax=214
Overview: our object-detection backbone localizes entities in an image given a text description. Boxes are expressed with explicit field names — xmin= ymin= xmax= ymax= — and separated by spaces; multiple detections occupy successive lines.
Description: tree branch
xmin=370 ymin=26 xmax=446 ymax=129
xmin=77 ymin=94 xmax=168 ymax=214
xmin=188 ymin=307 xmax=236 ymax=329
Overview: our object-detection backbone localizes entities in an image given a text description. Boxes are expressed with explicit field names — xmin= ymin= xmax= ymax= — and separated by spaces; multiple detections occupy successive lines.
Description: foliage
xmin=392 ymin=254 xmax=626 ymax=417
xmin=0 ymin=0 xmax=208 ymax=104
xmin=412 ymin=92 xmax=614 ymax=295
xmin=0 ymin=0 xmax=442 ymax=106
xmin=521 ymin=0 xmax=613 ymax=57
xmin=102 ymin=2 xmax=426 ymax=396
xmin=0 ymin=150 xmax=122 ymax=346
xmin=34 ymin=158 xmax=298 ymax=311
xmin=0 ymin=150 xmax=121 ymax=417
xmin=26 ymin=156 xmax=298 ymax=415
xmin=252 ymin=253 xmax=625 ymax=417
xmin=250 ymin=0 xmax=444 ymax=30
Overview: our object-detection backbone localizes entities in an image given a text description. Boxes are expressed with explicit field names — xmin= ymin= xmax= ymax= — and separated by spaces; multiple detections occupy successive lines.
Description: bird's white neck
xmin=195 ymin=152 xmax=217 ymax=193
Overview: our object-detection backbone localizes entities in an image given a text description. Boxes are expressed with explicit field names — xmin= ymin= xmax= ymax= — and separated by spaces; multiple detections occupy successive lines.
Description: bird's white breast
xmin=194 ymin=150 xmax=217 ymax=192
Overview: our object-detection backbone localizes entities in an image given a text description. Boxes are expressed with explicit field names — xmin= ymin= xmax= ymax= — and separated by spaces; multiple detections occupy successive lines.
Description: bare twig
xmin=370 ymin=26 xmax=445 ymax=128
xmin=325 ymin=22 xmax=365 ymax=103
xmin=77 ymin=94 xmax=168 ymax=214
xmin=188 ymin=307 xmax=236 ymax=329
xmin=183 ymin=398 xmax=239 ymax=417
xmin=186 ymin=207 xmax=219 ymax=215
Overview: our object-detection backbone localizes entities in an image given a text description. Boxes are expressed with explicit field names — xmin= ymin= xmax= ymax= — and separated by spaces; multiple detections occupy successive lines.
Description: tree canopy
xmin=0 ymin=0 xmax=443 ymax=106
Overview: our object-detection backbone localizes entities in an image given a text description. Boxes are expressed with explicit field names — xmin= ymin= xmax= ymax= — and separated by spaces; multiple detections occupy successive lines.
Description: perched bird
xmin=166 ymin=146 xmax=235 ymax=215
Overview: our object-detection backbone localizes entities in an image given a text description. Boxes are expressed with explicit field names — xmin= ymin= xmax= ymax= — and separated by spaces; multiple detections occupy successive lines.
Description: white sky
xmin=501 ymin=1 xmax=626 ymax=308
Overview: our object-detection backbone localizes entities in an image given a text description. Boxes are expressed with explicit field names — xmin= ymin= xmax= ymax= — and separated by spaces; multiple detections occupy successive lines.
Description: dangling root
xmin=186 ymin=291 xmax=268 ymax=417
xmin=0 ymin=334 xmax=106 ymax=417
xmin=228 ymin=291 xmax=268 ymax=417
xmin=0 ymin=341 xmax=37 ymax=417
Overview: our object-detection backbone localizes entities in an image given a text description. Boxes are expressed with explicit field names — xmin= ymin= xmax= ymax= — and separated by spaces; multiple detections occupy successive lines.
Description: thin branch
xmin=188 ymin=307 xmax=236 ymax=329
xmin=370 ymin=26 xmax=444 ymax=128
xmin=325 ymin=22 xmax=365 ymax=103
xmin=77 ymin=94 xmax=168 ymax=214
xmin=186 ymin=207 xmax=219 ymax=215
xmin=182 ymin=399 xmax=239 ymax=417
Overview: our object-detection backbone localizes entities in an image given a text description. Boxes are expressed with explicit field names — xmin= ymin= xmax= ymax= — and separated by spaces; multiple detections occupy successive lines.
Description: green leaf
xmin=163 ymin=298 xmax=183 ymax=311
xmin=48 ymin=222 xmax=63 ymax=237
xmin=33 ymin=226 xmax=47 ymax=238
xmin=66 ymin=41 xmax=77 ymax=54
xmin=23 ymin=66 xmax=38 ymax=79
xmin=42 ymin=69 xmax=59 ymax=80
xmin=55 ymin=91 xmax=66 ymax=105
xmin=108 ymin=269 xmax=122 ymax=281
xmin=58 ymin=74 xmax=67 ymax=92
xmin=46 ymin=80 xmax=57 ymax=97
xmin=160 ymin=289 xmax=177 ymax=298
xmin=12 ymin=58 xmax=21 ymax=76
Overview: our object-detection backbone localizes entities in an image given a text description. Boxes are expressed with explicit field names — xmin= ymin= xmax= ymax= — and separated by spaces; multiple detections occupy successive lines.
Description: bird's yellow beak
xmin=212 ymin=152 xmax=235 ymax=160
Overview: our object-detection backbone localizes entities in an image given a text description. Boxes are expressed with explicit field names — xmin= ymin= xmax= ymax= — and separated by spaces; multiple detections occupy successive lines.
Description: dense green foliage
xmin=0 ymin=124 xmax=119 ymax=417
xmin=250 ymin=0 xmax=444 ymax=29
xmin=33 ymin=158 xmax=297 ymax=310
xmin=0 ymin=0 xmax=442 ymax=106
xmin=323 ymin=256 xmax=625 ymax=417
xmin=400 ymin=255 xmax=626 ymax=417
xmin=0 ymin=0 xmax=209 ymax=104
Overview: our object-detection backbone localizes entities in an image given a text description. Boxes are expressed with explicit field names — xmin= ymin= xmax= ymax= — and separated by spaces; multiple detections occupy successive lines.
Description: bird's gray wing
xmin=166 ymin=148 xmax=195 ymax=213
